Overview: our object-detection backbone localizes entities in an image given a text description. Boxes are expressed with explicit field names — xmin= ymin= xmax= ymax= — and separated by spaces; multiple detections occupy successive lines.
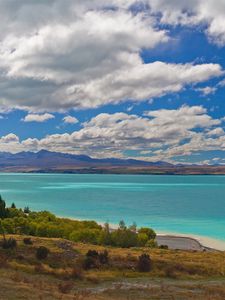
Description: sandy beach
xmin=156 ymin=233 xmax=225 ymax=251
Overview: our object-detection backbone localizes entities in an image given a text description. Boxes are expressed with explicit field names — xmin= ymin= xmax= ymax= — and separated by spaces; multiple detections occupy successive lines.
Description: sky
xmin=1 ymin=0 xmax=225 ymax=164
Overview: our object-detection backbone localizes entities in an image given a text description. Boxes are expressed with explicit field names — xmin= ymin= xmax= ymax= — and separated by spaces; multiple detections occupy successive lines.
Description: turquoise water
xmin=0 ymin=173 xmax=225 ymax=241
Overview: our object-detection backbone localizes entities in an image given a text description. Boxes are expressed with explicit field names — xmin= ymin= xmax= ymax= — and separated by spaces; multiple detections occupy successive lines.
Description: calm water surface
xmin=0 ymin=173 xmax=225 ymax=241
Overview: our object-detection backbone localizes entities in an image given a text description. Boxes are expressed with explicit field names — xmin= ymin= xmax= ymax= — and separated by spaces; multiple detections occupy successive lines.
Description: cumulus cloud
xmin=63 ymin=116 xmax=79 ymax=124
xmin=0 ymin=1 xmax=223 ymax=112
xmin=22 ymin=113 xmax=55 ymax=122
xmin=148 ymin=0 xmax=225 ymax=45
xmin=1 ymin=105 xmax=224 ymax=163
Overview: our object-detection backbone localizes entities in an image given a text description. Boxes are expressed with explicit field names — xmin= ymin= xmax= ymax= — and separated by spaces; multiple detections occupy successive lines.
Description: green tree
xmin=11 ymin=203 xmax=16 ymax=209
xmin=111 ymin=228 xmax=138 ymax=248
xmin=137 ymin=233 xmax=148 ymax=247
xmin=138 ymin=227 xmax=156 ymax=240
xmin=119 ymin=220 xmax=126 ymax=230
xmin=0 ymin=195 xmax=7 ymax=218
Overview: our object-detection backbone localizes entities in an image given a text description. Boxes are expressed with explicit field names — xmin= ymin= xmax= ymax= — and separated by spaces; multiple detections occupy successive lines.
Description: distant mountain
xmin=0 ymin=150 xmax=172 ymax=172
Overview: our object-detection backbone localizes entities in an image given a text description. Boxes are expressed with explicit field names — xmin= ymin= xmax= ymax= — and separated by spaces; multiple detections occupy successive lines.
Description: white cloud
xmin=206 ymin=127 xmax=224 ymax=137
xmin=1 ymin=133 xmax=19 ymax=143
xmin=148 ymin=0 xmax=225 ymax=45
xmin=195 ymin=86 xmax=217 ymax=96
xmin=63 ymin=116 xmax=79 ymax=124
xmin=1 ymin=106 xmax=223 ymax=163
xmin=65 ymin=62 xmax=222 ymax=108
xmin=0 ymin=1 xmax=223 ymax=112
xmin=22 ymin=113 xmax=55 ymax=122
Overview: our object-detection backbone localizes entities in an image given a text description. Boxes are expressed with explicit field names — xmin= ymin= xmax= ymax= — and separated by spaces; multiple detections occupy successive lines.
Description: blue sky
xmin=1 ymin=0 xmax=225 ymax=164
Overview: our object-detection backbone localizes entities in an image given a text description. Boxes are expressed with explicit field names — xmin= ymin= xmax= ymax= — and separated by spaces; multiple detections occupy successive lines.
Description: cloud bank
xmin=0 ymin=1 xmax=223 ymax=112
xmin=1 ymin=106 xmax=224 ymax=163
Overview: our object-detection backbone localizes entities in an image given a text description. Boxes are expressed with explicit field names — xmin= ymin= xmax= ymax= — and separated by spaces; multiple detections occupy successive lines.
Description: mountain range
xmin=0 ymin=149 xmax=171 ymax=171
xmin=0 ymin=150 xmax=224 ymax=174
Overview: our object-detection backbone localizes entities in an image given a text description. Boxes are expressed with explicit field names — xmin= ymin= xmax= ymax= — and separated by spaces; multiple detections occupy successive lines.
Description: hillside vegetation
xmin=0 ymin=196 xmax=225 ymax=299
xmin=0 ymin=195 xmax=156 ymax=248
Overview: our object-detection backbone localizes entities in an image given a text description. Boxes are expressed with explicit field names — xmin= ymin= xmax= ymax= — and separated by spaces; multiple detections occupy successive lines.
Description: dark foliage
xmin=159 ymin=245 xmax=169 ymax=249
xmin=36 ymin=246 xmax=49 ymax=260
xmin=86 ymin=250 xmax=99 ymax=258
xmin=137 ymin=254 xmax=152 ymax=272
xmin=23 ymin=237 xmax=33 ymax=245
xmin=0 ymin=195 xmax=9 ymax=218
xmin=24 ymin=206 xmax=30 ymax=214
xmin=2 ymin=237 xmax=17 ymax=249
xmin=83 ymin=249 xmax=109 ymax=269
xmin=83 ymin=256 xmax=97 ymax=270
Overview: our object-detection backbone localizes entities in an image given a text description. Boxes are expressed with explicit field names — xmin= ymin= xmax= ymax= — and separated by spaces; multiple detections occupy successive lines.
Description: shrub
xmin=137 ymin=254 xmax=152 ymax=272
xmin=36 ymin=246 xmax=49 ymax=260
xmin=83 ymin=250 xmax=99 ymax=270
xmin=159 ymin=245 xmax=168 ymax=250
xmin=23 ymin=237 xmax=33 ymax=245
xmin=2 ymin=238 xmax=17 ymax=249
xmin=83 ymin=256 xmax=96 ymax=270
xmin=86 ymin=250 xmax=99 ymax=258
xmin=145 ymin=239 xmax=158 ymax=248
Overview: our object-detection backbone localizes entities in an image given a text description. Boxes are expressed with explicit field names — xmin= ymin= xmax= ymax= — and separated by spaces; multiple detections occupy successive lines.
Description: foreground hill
xmin=0 ymin=235 xmax=225 ymax=300
xmin=1 ymin=150 xmax=225 ymax=174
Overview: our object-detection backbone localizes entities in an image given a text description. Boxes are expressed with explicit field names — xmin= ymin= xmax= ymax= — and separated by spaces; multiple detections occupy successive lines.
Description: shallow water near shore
xmin=1 ymin=173 xmax=225 ymax=244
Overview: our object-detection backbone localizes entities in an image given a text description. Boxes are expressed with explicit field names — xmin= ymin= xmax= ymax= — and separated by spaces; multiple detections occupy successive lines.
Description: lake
xmin=0 ymin=173 xmax=225 ymax=241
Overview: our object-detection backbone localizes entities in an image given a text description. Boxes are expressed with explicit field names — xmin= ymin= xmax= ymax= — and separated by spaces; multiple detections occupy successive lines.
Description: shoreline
xmin=156 ymin=231 xmax=225 ymax=251
xmin=64 ymin=216 xmax=225 ymax=251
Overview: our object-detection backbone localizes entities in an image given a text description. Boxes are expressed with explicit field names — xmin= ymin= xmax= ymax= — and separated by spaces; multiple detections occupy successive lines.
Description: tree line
xmin=0 ymin=195 xmax=157 ymax=248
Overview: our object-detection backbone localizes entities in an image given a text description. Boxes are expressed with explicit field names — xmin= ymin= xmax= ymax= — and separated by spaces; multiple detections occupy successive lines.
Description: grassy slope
xmin=1 ymin=235 xmax=225 ymax=299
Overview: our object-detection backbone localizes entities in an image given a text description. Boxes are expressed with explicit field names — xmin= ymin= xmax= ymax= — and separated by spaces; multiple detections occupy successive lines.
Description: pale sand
xmin=156 ymin=233 xmax=225 ymax=251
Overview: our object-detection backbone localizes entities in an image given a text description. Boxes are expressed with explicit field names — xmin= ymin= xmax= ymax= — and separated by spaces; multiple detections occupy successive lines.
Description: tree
xmin=111 ymin=228 xmax=138 ymax=248
xmin=24 ymin=206 xmax=30 ymax=214
xmin=138 ymin=227 xmax=156 ymax=240
xmin=119 ymin=220 xmax=126 ymax=230
xmin=129 ymin=222 xmax=137 ymax=232
xmin=0 ymin=195 xmax=7 ymax=218
xmin=11 ymin=203 xmax=16 ymax=209
xmin=0 ymin=219 xmax=6 ymax=241
xmin=137 ymin=233 xmax=148 ymax=247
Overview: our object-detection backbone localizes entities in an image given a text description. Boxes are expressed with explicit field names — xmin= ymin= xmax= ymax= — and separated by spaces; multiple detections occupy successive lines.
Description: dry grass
xmin=0 ymin=235 xmax=225 ymax=299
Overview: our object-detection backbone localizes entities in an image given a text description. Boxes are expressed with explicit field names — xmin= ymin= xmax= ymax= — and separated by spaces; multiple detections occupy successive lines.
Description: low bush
xmin=86 ymin=250 xmax=99 ymax=258
xmin=83 ymin=249 xmax=109 ymax=270
xmin=83 ymin=256 xmax=97 ymax=270
xmin=2 ymin=238 xmax=17 ymax=249
xmin=23 ymin=237 xmax=33 ymax=245
xmin=159 ymin=245 xmax=169 ymax=250
xmin=137 ymin=254 xmax=152 ymax=272
xmin=36 ymin=246 xmax=49 ymax=260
